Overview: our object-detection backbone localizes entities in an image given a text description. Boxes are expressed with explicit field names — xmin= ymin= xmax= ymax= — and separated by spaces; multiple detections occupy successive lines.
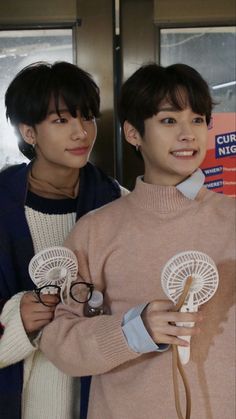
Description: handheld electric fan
xmin=29 ymin=246 xmax=78 ymax=303
xmin=161 ymin=250 xmax=219 ymax=365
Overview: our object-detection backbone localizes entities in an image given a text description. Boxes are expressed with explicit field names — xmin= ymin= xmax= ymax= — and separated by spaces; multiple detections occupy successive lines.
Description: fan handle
xmin=177 ymin=294 xmax=197 ymax=364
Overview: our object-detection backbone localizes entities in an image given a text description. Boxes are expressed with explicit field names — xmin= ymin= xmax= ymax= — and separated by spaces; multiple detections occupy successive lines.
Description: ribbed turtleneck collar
xmin=129 ymin=169 xmax=206 ymax=213
xmin=130 ymin=177 xmax=198 ymax=213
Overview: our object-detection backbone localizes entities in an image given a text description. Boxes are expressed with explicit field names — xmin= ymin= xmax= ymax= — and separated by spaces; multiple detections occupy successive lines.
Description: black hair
xmin=118 ymin=63 xmax=214 ymax=138
xmin=5 ymin=61 xmax=100 ymax=159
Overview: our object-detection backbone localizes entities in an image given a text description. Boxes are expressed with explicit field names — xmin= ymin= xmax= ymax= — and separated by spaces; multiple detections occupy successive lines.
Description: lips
xmin=66 ymin=146 xmax=89 ymax=156
xmin=171 ymin=149 xmax=197 ymax=157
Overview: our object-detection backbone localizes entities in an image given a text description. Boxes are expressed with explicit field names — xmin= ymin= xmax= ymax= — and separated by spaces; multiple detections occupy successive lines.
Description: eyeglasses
xmin=34 ymin=282 xmax=94 ymax=307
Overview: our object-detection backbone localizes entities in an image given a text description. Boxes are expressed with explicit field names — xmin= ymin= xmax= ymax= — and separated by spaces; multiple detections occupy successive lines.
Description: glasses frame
xmin=34 ymin=281 xmax=95 ymax=307
xmin=69 ymin=281 xmax=94 ymax=304
xmin=34 ymin=285 xmax=61 ymax=307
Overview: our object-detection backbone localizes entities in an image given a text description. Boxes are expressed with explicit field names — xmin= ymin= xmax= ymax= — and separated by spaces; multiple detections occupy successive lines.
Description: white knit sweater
xmin=0 ymin=208 xmax=75 ymax=419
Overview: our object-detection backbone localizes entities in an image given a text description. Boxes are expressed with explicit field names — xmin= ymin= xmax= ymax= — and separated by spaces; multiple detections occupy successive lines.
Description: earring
xmin=135 ymin=144 xmax=140 ymax=152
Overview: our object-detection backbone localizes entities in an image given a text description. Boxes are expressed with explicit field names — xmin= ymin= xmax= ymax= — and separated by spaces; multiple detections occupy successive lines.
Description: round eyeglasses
xmin=34 ymin=282 xmax=94 ymax=307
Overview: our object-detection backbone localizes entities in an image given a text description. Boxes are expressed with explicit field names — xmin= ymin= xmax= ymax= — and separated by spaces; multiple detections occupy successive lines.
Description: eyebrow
xmin=158 ymin=106 xmax=179 ymax=112
xmin=47 ymin=108 xmax=70 ymax=116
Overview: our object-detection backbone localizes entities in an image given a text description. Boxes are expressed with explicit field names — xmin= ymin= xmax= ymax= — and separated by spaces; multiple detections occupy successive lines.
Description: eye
xmin=160 ymin=117 xmax=176 ymax=125
xmin=82 ymin=115 xmax=95 ymax=122
xmin=193 ymin=116 xmax=206 ymax=124
xmin=54 ymin=117 xmax=68 ymax=124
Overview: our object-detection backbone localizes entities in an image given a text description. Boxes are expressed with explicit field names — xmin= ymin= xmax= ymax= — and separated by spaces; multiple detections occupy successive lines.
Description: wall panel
xmin=154 ymin=0 xmax=236 ymax=25
xmin=121 ymin=0 xmax=155 ymax=188
xmin=0 ymin=0 xmax=77 ymax=24
xmin=76 ymin=0 xmax=115 ymax=176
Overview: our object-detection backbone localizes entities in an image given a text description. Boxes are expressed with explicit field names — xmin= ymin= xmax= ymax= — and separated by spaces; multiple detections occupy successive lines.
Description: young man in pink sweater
xmin=40 ymin=63 xmax=235 ymax=419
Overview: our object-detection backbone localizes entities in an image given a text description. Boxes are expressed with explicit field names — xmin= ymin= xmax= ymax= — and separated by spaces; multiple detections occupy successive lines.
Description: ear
xmin=123 ymin=120 xmax=141 ymax=147
xmin=18 ymin=123 xmax=36 ymax=145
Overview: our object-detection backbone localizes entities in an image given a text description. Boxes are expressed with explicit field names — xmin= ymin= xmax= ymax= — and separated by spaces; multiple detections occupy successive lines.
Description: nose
xmin=178 ymin=122 xmax=195 ymax=142
xmin=70 ymin=118 xmax=87 ymax=141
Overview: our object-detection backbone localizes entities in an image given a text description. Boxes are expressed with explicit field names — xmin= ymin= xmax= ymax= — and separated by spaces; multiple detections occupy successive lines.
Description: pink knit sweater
xmin=41 ymin=178 xmax=236 ymax=419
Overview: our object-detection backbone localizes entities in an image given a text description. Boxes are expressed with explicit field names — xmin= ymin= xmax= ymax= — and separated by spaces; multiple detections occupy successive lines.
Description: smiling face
xmin=19 ymin=96 xmax=97 ymax=182
xmin=124 ymin=96 xmax=208 ymax=186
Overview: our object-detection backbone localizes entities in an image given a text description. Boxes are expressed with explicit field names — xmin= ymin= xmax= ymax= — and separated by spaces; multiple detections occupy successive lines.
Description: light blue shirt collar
xmin=176 ymin=169 xmax=205 ymax=200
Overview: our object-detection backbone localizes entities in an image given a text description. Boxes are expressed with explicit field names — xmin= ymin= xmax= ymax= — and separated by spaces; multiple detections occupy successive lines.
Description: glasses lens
xmin=38 ymin=285 xmax=61 ymax=306
xmin=70 ymin=282 xmax=93 ymax=303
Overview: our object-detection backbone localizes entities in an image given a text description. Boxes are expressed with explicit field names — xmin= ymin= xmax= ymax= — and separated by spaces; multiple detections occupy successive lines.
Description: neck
xmin=143 ymin=173 xmax=187 ymax=187
xmin=31 ymin=160 xmax=80 ymax=189
xmin=29 ymin=160 xmax=80 ymax=199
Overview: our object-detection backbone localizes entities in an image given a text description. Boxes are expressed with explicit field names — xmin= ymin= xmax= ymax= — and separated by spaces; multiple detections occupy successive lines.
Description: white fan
xmin=161 ymin=250 xmax=219 ymax=364
xmin=29 ymin=246 xmax=78 ymax=303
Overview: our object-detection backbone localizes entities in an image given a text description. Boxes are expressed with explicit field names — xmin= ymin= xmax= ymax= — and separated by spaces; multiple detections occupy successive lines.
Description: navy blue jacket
xmin=0 ymin=162 xmax=121 ymax=419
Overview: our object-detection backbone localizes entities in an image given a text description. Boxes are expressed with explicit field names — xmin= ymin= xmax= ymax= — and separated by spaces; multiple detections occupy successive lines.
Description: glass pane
xmin=0 ymin=29 xmax=73 ymax=169
xmin=159 ymin=27 xmax=236 ymax=197
xmin=160 ymin=27 xmax=236 ymax=113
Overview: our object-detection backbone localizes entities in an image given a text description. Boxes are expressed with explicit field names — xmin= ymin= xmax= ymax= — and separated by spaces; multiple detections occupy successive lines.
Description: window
xmin=0 ymin=28 xmax=73 ymax=169
xmin=160 ymin=26 xmax=235 ymax=113
xmin=159 ymin=26 xmax=236 ymax=196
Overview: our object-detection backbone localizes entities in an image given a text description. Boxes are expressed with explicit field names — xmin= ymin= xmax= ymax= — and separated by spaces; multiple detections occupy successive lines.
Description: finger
xmin=30 ymin=311 xmax=55 ymax=322
xmin=35 ymin=319 xmax=55 ymax=328
xmin=40 ymin=294 xmax=60 ymax=303
xmin=22 ymin=291 xmax=40 ymax=303
xmin=156 ymin=311 xmax=203 ymax=324
xmin=34 ymin=317 xmax=53 ymax=327
xmin=160 ymin=324 xmax=201 ymax=337
xmin=32 ymin=305 xmax=57 ymax=314
xmin=27 ymin=318 xmax=55 ymax=333
xmin=32 ymin=295 xmax=60 ymax=309
xmin=23 ymin=310 xmax=55 ymax=333
xmin=155 ymin=333 xmax=190 ymax=347
xmin=176 ymin=311 xmax=203 ymax=323
xmin=148 ymin=300 xmax=175 ymax=312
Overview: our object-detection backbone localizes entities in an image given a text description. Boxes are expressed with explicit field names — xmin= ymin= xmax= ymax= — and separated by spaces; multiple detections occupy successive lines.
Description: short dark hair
xmin=118 ymin=63 xmax=214 ymax=137
xmin=5 ymin=61 xmax=100 ymax=159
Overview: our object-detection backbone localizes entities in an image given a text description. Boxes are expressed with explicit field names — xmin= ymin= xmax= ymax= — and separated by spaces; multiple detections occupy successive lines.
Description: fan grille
xmin=29 ymin=246 xmax=78 ymax=288
xmin=161 ymin=251 xmax=219 ymax=307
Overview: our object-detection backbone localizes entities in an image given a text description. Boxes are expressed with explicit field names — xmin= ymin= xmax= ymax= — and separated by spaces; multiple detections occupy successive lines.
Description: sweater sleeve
xmin=0 ymin=292 xmax=36 ymax=367
xmin=40 ymin=302 xmax=139 ymax=377
xmin=40 ymin=215 xmax=139 ymax=376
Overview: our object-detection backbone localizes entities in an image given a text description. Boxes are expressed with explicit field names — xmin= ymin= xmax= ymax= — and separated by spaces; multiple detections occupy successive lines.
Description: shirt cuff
xmin=122 ymin=303 xmax=169 ymax=353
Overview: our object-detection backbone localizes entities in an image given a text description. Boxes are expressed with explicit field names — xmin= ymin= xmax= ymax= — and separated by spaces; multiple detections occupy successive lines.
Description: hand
xmin=20 ymin=292 xmax=59 ymax=334
xmin=141 ymin=300 xmax=203 ymax=347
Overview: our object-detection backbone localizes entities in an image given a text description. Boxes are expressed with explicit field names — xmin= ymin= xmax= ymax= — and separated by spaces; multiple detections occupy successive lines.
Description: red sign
xmin=200 ymin=113 xmax=236 ymax=197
